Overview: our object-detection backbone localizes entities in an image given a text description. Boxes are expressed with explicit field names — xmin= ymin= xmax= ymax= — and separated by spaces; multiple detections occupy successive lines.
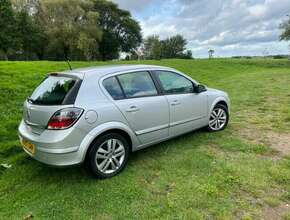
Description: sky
xmin=112 ymin=0 xmax=290 ymax=58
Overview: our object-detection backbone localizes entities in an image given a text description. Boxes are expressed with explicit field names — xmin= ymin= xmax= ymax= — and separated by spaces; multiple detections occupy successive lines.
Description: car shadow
xmin=18 ymin=127 xmax=220 ymax=181
xmin=128 ymin=128 xmax=207 ymax=164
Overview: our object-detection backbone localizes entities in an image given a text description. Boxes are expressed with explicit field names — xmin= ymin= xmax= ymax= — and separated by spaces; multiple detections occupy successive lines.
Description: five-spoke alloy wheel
xmin=88 ymin=133 xmax=129 ymax=179
xmin=207 ymin=104 xmax=229 ymax=132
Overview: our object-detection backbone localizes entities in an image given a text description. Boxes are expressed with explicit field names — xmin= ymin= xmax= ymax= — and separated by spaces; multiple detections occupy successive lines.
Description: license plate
xmin=22 ymin=139 xmax=35 ymax=155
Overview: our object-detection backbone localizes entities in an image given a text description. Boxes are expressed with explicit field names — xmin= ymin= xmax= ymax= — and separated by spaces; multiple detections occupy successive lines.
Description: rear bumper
xmin=18 ymin=120 xmax=87 ymax=167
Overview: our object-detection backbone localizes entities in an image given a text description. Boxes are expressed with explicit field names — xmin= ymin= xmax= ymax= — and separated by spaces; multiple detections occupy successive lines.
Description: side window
xmin=155 ymin=71 xmax=193 ymax=94
xmin=103 ymin=77 xmax=124 ymax=100
xmin=117 ymin=71 xmax=158 ymax=98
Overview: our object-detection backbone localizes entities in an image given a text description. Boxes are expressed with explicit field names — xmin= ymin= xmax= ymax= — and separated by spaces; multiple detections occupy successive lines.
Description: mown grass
xmin=0 ymin=58 xmax=290 ymax=219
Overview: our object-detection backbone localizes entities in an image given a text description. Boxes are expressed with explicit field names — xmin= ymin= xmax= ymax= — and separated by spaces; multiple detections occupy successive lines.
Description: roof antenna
xmin=65 ymin=56 xmax=72 ymax=71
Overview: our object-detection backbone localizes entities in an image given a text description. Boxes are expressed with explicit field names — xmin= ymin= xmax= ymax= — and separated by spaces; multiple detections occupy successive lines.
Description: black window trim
xmin=62 ymin=79 xmax=83 ymax=105
xmin=112 ymin=70 xmax=162 ymax=100
xmin=152 ymin=70 xmax=196 ymax=95
xmin=27 ymin=74 xmax=82 ymax=106
xmin=115 ymin=76 xmax=126 ymax=100
xmin=102 ymin=69 xmax=198 ymax=101
xmin=101 ymin=76 xmax=125 ymax=100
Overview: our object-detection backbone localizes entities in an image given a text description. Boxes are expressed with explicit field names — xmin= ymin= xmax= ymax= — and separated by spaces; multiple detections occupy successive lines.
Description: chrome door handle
xmin=171 ymin=100 xmax=180 ymax=106
xmin=126 ymin=106 xmax=140 ymax=112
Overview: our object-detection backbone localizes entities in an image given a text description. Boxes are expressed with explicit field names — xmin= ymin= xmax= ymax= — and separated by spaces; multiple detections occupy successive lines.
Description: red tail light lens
xmin=47 ymin=107 xmax=83 ymax=130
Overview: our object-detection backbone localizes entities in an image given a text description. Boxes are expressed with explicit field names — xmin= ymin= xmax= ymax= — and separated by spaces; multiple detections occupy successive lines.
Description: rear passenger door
xmin=103 ymin=71 xmax=169 ymax=145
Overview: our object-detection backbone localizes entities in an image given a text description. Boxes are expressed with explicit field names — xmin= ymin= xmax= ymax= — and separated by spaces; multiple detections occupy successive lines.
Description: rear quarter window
xmin=29 ymin=75 xmax=79 ymax=105
xmin=103 ymin=77 xmax=124 ymax=100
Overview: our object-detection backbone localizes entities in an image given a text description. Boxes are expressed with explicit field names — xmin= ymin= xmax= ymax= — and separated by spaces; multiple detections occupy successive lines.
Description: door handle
xmin=126 ymin=106 xmax=140 ymax=112
xmin=171 ymin=100 xmax=181 ymax=106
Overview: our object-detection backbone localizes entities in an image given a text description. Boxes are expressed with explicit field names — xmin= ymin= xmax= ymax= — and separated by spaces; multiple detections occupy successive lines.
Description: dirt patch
xmin=266 ymin=132 xmax=290 ymax=156
xmin=238 ymin=126 xmax=290 ymax=157
xmin=238 ymin=126 xmax=268 ymax=145
xmin=261 ymin=203 xmax=290 ymax=220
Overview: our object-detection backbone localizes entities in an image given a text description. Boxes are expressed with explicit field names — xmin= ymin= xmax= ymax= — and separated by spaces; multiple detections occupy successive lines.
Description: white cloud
xmin=112 ymin=0 xmax=290 ymax=57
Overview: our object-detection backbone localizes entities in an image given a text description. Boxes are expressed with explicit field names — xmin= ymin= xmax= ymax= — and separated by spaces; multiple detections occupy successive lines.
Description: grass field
xmin=0 ymin=58 xmax=290 ymax=219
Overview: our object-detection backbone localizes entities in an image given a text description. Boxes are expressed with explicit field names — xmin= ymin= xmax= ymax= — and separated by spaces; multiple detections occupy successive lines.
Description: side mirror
xmin=194 ymin=84 xmax=207 ymax=93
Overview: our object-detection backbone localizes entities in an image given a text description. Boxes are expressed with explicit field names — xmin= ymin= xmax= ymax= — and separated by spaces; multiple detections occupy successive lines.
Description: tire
xmin=88 ymin=133 xmax=129 ymax=179
xmin=207 ymin=104 xmax=229 ymax=132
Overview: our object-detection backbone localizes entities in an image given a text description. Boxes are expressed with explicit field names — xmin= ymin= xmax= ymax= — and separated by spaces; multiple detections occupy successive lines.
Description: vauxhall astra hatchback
xmin=18 ymin=65 xmax=230 ymax=178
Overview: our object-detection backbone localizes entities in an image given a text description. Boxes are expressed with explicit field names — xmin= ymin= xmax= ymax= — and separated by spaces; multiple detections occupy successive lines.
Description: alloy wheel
xmin=209 ymin=107 xmax=227 ymax=131
xmin=95 ymin=138 xmax=125 ymax=174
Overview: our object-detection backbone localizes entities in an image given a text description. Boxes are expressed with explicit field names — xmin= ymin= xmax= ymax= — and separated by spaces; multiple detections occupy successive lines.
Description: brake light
xmin=47 ymin=107 xmax=83 ymax=130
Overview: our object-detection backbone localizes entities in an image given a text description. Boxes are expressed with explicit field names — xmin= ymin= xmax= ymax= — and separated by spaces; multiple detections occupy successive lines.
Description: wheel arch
xmin=209 ymin=97 xmax=230 ymax=118
xmin=78 ymin=122 xmax=140 ymax=163
xmin=215 ymin=100 xmax=228 ymax=109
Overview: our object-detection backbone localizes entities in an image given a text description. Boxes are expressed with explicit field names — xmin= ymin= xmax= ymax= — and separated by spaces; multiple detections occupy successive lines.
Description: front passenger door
xmin=154 ymin=70 xmax=207 ymax=136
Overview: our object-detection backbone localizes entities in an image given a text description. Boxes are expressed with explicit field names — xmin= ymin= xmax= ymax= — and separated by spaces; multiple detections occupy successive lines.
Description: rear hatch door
xmin=23 ymin=74 xmax=81 ymax=134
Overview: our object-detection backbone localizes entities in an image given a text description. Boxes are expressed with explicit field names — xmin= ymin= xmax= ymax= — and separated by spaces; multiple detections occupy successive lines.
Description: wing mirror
xmin=194 ymin=84 xmax=207 ymax=93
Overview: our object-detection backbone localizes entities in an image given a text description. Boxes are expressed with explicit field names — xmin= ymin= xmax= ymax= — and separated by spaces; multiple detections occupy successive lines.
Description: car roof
xmin=59 ymin=64 xmax=175 ymax=79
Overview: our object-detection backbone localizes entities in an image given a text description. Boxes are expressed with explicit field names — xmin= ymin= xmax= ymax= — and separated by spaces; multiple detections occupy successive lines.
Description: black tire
xmin=207 ymin=104 xmax=229 ymax=132
xmin=88 ymin=133 xmax=129 ymax=179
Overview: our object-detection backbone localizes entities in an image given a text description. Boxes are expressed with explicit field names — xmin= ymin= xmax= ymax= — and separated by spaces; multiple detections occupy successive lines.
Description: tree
xmin=280 ymin=15 xmax=290 ymax=59
xmin=15 ymin=9 xmax=47 ymax=59
xmin=161 ymin=35 xmax=187 ymax=58
xmin=36 ymin=0 xmax=102 ymax=60
xmin=208 ymin=49 xmax=215 ymax=59
xmin=0 ymin=0 xmax=18 ymax=60
xmin=280 ymin=16 xmax=290 ymax=41
xmin=142 ymin=34 xmax=191 ymax=60
xmin=181 ymin=50 xmax=193 ymax=59
xmin=92 ymin=0 xmax=142 ymax=60
xmin=143 ymin=35 xmax=161 ymax=59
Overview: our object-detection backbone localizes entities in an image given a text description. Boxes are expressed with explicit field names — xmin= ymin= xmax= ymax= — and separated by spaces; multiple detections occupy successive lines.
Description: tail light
xmin=47 ymin=107 xmax=83 ymax=130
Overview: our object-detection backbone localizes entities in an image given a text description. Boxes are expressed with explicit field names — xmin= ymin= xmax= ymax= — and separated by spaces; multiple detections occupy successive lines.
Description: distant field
xmin=0 ymin=59 xmax=290 ymax=219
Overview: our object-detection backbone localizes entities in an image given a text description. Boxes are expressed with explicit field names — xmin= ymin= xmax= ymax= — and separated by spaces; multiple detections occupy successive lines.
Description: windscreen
xmin=29 ymin=76 xmax=76 ymax=105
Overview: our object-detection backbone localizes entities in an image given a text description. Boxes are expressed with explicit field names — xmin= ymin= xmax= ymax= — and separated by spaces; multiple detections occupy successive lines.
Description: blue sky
xmin=112 ymin=0 xmax=290 ymax=58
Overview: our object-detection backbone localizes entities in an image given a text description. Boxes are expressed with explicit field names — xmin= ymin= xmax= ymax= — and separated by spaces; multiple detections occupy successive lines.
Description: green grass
xmin=0 ymin=58 xmax=290 ymax=219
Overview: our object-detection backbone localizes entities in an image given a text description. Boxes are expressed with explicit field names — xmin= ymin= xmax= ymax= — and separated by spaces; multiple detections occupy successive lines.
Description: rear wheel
xmin=207 ymin=104 xmax=229 ymax=132
xmin=88 ymin=133 xmax=129 ymax=179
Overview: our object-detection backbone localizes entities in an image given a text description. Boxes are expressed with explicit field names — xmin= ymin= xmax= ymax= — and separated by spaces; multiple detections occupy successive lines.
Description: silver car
xmin=18 ymin=65 xmax=230 ymax=178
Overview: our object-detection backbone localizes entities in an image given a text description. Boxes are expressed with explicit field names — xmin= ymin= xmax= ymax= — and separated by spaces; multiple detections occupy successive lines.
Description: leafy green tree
xmin=92 ymin=0 xmax=142 ymax=60
xmin=280 ymin=16 xmax=290 ymax=41
xmin=151 ymin=41 xmax=162 ymax=60
xmin=36 ymin=0 xmax=102 ymax=60
xmin=143 ymin=34 xmax=190 ymax=60
xmin=208 ymin=49 xmax=214 ymax=59
xmin=181 ymin=50 xmax=193 ymax=59
xmin=15 ymin=9 xmax=47 ymax=59
xmin=0 ymin=0 xmax=18 ymax=60
xmin=161 ymin=35 xmax=187 ymax=58
xmin=143 ymin=35 xmax=161 ymax=60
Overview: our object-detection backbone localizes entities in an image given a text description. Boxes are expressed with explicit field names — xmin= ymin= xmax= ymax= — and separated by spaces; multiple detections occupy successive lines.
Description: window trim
xmin=115 ymin=71 xmax=161 ymax=100
xmin=152 ymin=70 xmax=196 ymax=95
xmin=28 ymin=74 xmax=82 ymax=106
xmin=100 ymin=69 xmax=198 ymax=101
xmin=115 ymin=76 xmax=126 ymax=99
xmin=102 ymin=76 xmax=126 ymax=100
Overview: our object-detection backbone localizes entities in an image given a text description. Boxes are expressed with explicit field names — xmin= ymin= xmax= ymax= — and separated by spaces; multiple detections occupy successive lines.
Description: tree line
xmin=0 ymin=0 xmax=142 ymax=61
xmin=136 ymin=35 xmax=192 ymax=60
xmin=0 ymin=0 xmax=193 ymax=61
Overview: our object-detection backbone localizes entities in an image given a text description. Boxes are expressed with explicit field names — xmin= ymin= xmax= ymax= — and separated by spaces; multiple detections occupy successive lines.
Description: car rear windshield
xmin=29 ymin=75 xmax=78 ymax=105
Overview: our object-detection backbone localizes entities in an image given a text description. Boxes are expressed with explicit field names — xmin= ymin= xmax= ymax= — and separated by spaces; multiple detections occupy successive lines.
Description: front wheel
xmin=88 ymin=133 xmax=129 ymax=179
xmin=207 ymin=104 xmax=229 ymax=132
